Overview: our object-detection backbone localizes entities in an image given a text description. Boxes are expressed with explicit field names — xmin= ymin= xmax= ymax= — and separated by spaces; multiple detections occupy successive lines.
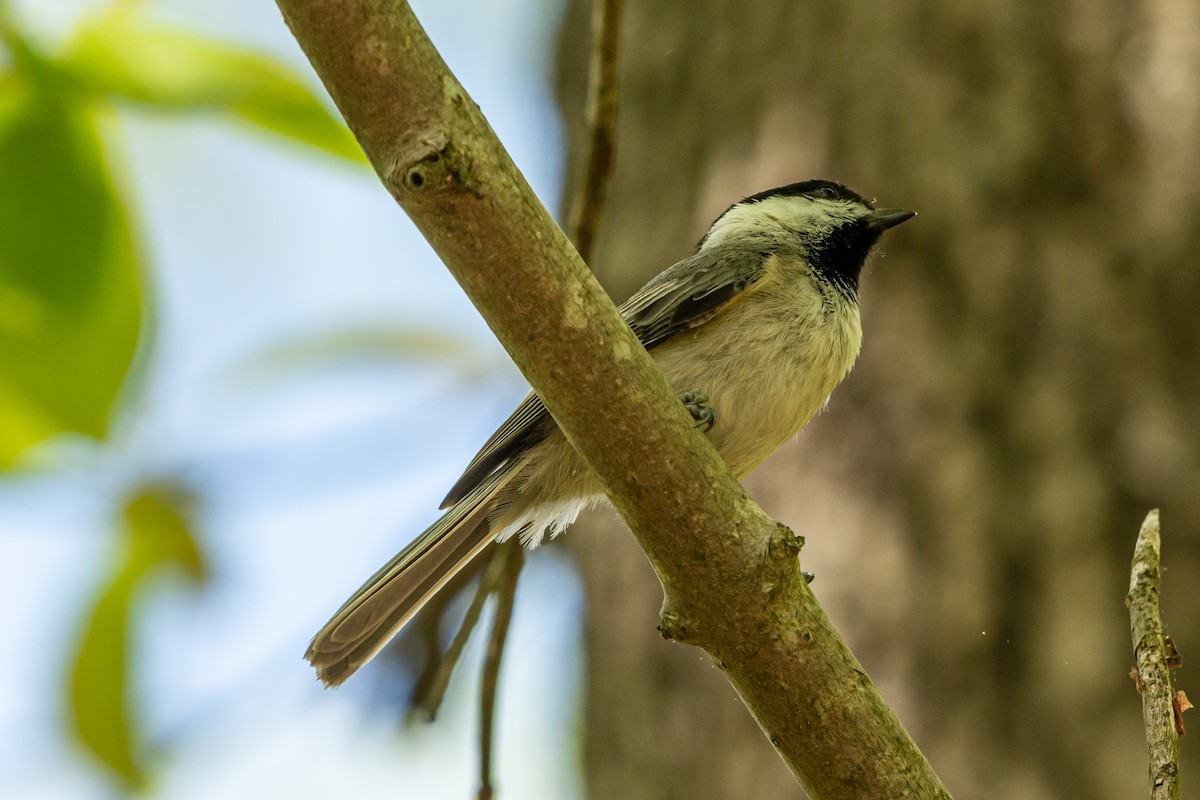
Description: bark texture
xmin=1127 ymin=510 xmax=1182 ymax=800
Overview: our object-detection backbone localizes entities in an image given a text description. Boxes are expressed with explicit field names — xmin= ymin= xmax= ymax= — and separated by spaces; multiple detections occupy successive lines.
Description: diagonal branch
xmin=275 ymin=2 xmax=948 ymax=796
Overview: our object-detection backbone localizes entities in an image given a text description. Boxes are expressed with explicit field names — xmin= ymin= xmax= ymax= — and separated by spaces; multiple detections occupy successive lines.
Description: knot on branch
xmin=658 ymin=609 xmax=699 ymax=644
xmin=390 ymin=137 xmax=477 ymax=197
xmin=769 ymin=522 xmax=805 ymax=561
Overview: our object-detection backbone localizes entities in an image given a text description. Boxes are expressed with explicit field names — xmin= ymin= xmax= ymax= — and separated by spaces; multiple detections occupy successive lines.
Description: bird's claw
xmin=679 ymin=390 xmax=716 ymax=432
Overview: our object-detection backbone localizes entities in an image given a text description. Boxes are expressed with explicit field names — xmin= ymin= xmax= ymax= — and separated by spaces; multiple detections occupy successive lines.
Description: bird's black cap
xmin=739 ymin=180 xmax=871 ymax=208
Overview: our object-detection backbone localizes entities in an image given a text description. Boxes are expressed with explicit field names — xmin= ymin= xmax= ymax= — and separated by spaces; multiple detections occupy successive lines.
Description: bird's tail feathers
xmin=306 ymin=467 xmax=515 ymax=686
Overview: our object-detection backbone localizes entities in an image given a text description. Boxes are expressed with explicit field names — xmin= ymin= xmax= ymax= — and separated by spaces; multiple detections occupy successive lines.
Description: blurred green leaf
xmin=70 ymin=545 xmax=142 ymax=785
xmin=249 ymin=326 xmax=478 ymax=368
xmin=60 ymin=13 xmax=367 ymax=164
xmin=69 ymin=483 xmax=205 ymax=787
xmin=227 ymin=325 xmax=498 ymax=388
xmin=122 ymin=484 xmax=206 ymax=582
xmin=0 ymin=381 xmax=61 ymax=463
xmin=0 ymin=35 xmax=144 ymax=466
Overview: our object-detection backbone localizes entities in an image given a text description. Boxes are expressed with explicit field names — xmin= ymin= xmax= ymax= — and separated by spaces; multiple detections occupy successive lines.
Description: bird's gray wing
xmin=440 ymin=245 xmax=769 ymax=508
xmin=440 ymin=390 xmax=551 ymax=507
xmin=619 ymin=244 xmax=770 ymax=349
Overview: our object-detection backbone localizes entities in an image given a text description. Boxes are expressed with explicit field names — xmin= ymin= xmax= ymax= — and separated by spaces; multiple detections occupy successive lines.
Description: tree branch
xmin=566 ymin=0 xmax=622 ymax=263
xmin=275 ymin=2 xmax=948 ymax=796
xmin=477 ymin=544 xmax=522 ymax=800
xmin=1127 ymin=509 xmax=1183 ymax=800
xmin=414 ymin=549 xmax=497 ymax=721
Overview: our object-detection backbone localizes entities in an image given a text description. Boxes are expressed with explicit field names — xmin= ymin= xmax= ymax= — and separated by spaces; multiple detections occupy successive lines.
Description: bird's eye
xmin=811 ymin=186 xmax=837 ymax=200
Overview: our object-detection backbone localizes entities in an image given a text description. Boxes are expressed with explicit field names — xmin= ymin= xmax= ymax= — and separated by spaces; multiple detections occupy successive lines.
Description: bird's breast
xmin=651 ymin=278 xmax=862 ymax=477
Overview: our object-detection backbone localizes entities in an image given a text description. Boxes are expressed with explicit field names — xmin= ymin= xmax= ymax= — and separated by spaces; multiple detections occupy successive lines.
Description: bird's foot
xmin=679 ymin=390 xmax=716 ymax=432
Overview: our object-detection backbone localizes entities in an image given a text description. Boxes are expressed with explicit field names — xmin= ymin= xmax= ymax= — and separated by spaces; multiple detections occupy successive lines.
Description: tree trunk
xmin=557 ymin=1 xmax=1200 ymax=798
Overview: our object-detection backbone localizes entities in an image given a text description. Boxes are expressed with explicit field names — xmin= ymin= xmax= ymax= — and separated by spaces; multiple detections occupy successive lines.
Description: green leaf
xmin=123 ymin=485 xmax=206 ymax=582
xmin=226 ymin=325 xmax=499 ymax=389
xmin=69 ymin=483 xmax=205 ymax=787
xmin=59 ymin=14 xmax=367 ymax=164
xmin=245 ymin=326 xmax=479 ymax=368
xmin=0 ymin=44 xmax=144 ymax=466
xmin=70 ymin=547 xmax=143 ymax=785
xmin=0 ymin=381 xmax=61 ymax=464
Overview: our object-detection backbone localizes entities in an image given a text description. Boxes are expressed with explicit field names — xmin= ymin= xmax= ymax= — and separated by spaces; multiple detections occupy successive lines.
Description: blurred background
xmin=1 ymin=1 xmax=1197 ymax=798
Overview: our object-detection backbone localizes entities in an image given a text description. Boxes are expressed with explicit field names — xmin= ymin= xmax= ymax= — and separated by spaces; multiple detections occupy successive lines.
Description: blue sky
xmin=0 ymin=1 xmax=587 ymax=797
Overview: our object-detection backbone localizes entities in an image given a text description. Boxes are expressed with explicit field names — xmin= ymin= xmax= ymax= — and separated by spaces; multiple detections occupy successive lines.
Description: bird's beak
xmin=866 ymin=208 xmax=916 ymax=231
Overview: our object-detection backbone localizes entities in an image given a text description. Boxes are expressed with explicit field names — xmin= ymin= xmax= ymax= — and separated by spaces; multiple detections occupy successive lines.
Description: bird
xmin=306 ymin=179 xmax=914 ymax=686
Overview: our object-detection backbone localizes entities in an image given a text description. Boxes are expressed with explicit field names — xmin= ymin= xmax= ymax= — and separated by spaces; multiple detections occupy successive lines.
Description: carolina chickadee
xmin=307 ymin=180 xmax=914 ymax=686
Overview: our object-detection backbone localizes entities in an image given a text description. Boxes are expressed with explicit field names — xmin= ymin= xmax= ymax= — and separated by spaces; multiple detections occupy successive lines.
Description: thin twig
xmin=473 ymin=539 xmax=523 ymax=782
xmin=478 ymin=544 xmax=523 ymax=800
xmin=415 ymin=549 xmax=500 ymax=720
xmin=566 ymin=0 xmax=623 ymax=264
xmin=406 ymin=551 xmax=489 ymax=711
xmin=1126 ymin=509 xmax=1182 ymax=800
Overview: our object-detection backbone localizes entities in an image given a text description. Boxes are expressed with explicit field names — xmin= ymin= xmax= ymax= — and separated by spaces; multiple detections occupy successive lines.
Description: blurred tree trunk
xmin=555 ymin=2 xmax=1200 ymax=798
